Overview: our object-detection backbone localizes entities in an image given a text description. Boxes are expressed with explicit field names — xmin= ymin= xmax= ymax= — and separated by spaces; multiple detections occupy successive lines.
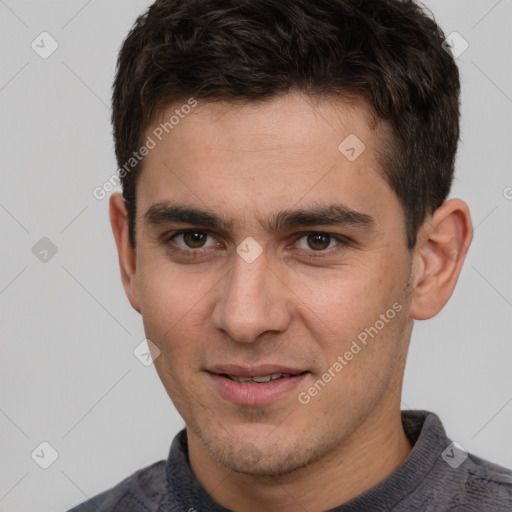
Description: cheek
xmin=139 ymin=271 xmax=211 ymax=407
xmin=137 ymin=259 xmax=215 ymax=353
xmin=297 ymin=264 xmax=405 ymax=366
xmin=295 ymin=266 xmax=390 ymax=329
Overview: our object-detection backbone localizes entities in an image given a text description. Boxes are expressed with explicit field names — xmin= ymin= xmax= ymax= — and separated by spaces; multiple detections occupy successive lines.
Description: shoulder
xmin=67 ymin=460 xmax=168 ymax=512
xmin=453 ymin=453 xmax=512 ymax=510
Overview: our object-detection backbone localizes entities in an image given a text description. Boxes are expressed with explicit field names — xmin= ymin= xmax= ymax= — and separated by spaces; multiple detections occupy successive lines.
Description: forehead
xmin=149 ymin=93 xmax=380 ymax=160
xmin=137 ymin=92 xmax=399 ymax=229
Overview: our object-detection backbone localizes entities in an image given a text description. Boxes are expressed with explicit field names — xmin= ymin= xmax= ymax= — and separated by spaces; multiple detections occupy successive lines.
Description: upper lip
xmin=207 ymin=364 xmax=308 ymax=378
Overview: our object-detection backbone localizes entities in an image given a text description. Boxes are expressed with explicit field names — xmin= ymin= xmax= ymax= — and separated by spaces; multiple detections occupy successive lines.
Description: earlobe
xmin=409 ymin=199 xmax=473 ymax=320
xmin=109 ymin=193 xmax=141 ymax=314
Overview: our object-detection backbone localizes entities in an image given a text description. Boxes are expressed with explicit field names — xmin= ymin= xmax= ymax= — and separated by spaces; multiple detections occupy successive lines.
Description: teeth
xmin=251 ymin=374 xmax=278 ymax=383
xmin=227 ymin=373 xmax=291 ymax=383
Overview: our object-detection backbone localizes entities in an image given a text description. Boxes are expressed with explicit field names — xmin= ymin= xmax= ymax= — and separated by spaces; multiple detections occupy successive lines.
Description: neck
xmin=187 ymin=404 xmax=412 ymax=512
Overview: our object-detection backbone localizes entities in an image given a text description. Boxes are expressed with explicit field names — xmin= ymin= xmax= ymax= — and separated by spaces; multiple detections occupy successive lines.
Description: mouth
xmin=221 ymin=372 xmax=299 ymax=383
xmin=206 ymin=365 xmax=310 ymax=406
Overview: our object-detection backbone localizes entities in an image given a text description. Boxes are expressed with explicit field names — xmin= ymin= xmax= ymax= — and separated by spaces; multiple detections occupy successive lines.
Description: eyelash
xmin=164 ymin=230 xmax=351 ymax=259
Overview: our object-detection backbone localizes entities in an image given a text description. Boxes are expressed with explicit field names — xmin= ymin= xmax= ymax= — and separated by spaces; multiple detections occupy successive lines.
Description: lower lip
xmin=208 ymin=372 xmax=309 ymax=406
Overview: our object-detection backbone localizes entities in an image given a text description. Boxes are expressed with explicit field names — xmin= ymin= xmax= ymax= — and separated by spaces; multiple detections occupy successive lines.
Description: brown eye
xmin=294 ymin=232 xmax=348 ymax=254
xmin=170 ymin=230 xmax=217 ymax=250
xmin=306 ymin=233 xmax=332 ymax=251
xmin=182 ymin=231 xmax=207 ymax=248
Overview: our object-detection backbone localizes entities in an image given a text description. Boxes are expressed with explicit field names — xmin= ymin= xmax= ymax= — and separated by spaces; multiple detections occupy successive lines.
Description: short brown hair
xmin=112 ymin=0 xmax=460 ymax=248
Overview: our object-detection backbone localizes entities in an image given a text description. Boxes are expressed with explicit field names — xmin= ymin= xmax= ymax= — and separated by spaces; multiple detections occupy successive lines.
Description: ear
xmin=109 ymin=193 xmax=141 ymax=314
xmin=409 ymin=199 xmax=473 ymax=320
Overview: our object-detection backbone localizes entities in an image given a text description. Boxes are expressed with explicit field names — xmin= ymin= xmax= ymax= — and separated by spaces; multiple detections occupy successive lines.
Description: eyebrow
xmin=143 ymin=201 xmax=374 ymax=232
xmin=144 ymin=203 xmax=234 ymax=231
xmin=267 ymin=204 xmax=374 ymax=231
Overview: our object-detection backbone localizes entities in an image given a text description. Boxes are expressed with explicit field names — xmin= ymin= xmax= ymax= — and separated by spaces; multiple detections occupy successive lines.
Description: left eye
xmin=295 ymin=233 xmax=342 ymax=251
xmin=171 ymin=230 xmax=218 ymax=249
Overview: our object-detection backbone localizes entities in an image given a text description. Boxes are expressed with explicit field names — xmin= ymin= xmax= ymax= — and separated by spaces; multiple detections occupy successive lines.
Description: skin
xmin=110 ymin=92 xmax=473 ymax=511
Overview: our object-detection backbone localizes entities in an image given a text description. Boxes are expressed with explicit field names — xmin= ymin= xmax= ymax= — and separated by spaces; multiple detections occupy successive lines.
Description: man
xmin=70 ymin=0 xmax=512 ymax=510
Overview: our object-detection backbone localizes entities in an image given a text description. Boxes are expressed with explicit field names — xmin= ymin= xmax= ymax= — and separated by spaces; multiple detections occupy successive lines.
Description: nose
xmin=211 ymin=249 xmax=292 ymax=343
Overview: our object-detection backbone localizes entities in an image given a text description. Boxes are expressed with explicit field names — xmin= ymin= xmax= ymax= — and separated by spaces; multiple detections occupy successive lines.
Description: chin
xmin=221 ymin=452 xmax=306 ymax=477
xmin=207 ymin=433 xmax=315 ymax=477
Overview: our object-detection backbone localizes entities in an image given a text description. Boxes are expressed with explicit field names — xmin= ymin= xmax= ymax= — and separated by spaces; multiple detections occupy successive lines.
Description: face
xmin=129 ymin=93 xmax=415 ymax=476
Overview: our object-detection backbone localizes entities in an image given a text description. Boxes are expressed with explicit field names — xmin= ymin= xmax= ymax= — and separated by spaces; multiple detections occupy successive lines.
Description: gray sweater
xmin=68 ymin=410 xmax=512 ymax=511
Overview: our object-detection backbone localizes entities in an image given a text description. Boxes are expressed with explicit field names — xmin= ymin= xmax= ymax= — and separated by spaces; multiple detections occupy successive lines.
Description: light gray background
xmin=0 ymin=1 xmax=511 ymax=510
